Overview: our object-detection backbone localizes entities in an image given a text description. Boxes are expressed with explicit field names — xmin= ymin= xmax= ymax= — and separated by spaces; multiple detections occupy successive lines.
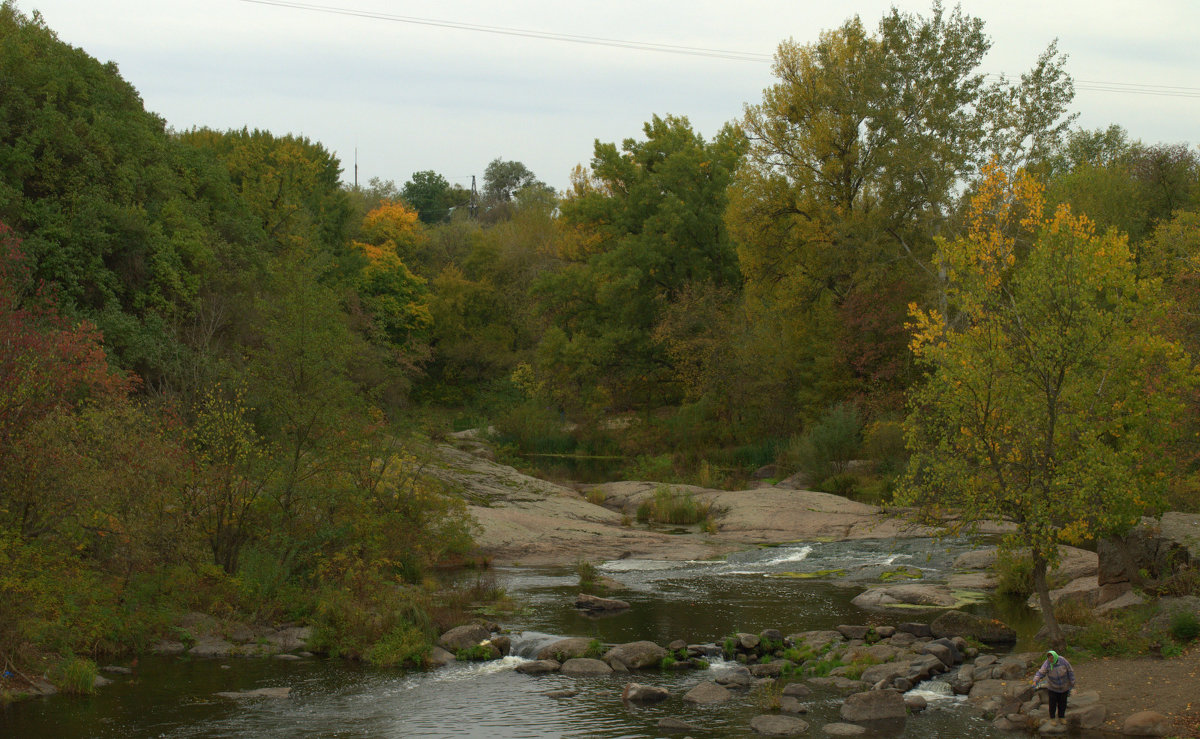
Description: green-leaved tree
xmin=900 ymin=164 xmax=1190 ymax=647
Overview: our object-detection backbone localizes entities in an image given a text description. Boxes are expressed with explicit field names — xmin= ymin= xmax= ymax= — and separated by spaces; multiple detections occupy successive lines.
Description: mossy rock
xmin=880 ymin=566 xmax=923 ymax=581
xmin=770 ymin=569 xmax=848 ymax=579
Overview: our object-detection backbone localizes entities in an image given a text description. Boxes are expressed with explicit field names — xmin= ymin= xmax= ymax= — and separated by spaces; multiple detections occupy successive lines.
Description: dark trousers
xmin=1048 ymin=689 xmax=1070 ymax=718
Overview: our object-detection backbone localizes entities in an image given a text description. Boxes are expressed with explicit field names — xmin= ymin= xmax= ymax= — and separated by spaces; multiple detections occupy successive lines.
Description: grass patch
xmin=455 ymin=643 xmax=496 ymax=661
xmin=636 ymin=485 xmax=714 ymax=525
xmin=1070 ymin=604 xmax=1165 ymax=659
xmin=576 ymin=559 xmax=599 ymax=589
xmin=50 ymin=657 xmax=97 ymax=695
xmin=584 ymin=639 xmax=606 ymax=659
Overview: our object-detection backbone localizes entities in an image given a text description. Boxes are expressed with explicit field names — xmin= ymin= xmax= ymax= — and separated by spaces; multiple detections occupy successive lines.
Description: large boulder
xmin=537 ymin=637 xmax=596 ymax=661
xmin=839 ymin=689 xmax=907 ymax=722
xmin=836 ymin=625 xmax=871 ymax=640
xmin=1066 ymin=702 xmax=1106 ymax=730
xmin=515 ymin=659 xmax=561 ymax=675
xmin=750 ymin=714 xmax=809 ymax=735
xmin=1122 ymin=710 xmax=1173 ymax=736
xmin=683 ymin=681 xmax=733 ymax=704
xmin=575 ymin=593 xmax=630 ymax=612
xmin=427 ymin=647 xmax=457 ymax=667
xmin=560 ymin=658 xmax=613 ymax=676
xmin=922 ymin=641 xmax=958 ymax=669
xmin=807 ymin=676 xmax=870 ymax=692
xmin=851 ymin=584 xmax=958 ymax=611
xmin=930 ymin=610 xmax=1017 ymax=643
xmin=1099 ymin=513 xmax=1198 ymax=586
xmin=437 ymin=623 xmax=492 ymax=651
xmin=604 ymin=641 xmax=667 ymax=670
xmin=860 ymin=661 xmax=910 ymax=685
xmin=622 ymin=682 xmax=669 ymax=702
xmin=786 ymin=630 xmax=844 ymax=652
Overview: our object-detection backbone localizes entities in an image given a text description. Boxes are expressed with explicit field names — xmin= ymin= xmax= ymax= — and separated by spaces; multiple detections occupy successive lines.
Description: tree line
xmin=2 ymin=0 xmax=1197 ymax=667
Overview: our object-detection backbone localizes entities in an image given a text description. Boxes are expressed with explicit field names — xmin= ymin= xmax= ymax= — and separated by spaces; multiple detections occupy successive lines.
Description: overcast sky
xmin=21 ymin=0 xmax=1200 ymax=193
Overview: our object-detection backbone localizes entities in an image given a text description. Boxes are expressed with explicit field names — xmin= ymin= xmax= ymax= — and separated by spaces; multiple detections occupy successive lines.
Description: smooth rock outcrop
xmin=851 ymin=584 xmax=957 ymax=611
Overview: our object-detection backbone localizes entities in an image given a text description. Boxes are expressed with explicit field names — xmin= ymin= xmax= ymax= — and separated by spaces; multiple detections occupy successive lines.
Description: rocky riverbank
xmin=432 ymin=611 xmax=1187 ymax=737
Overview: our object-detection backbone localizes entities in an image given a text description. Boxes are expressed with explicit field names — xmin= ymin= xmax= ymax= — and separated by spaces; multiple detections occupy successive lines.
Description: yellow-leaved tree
xmin=900 ymin=163 xmax=1191 ymax=647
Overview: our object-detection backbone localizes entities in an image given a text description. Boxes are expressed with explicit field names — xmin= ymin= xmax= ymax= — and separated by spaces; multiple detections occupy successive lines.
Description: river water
xmin=2 ymin=538 xmax=1048 ymax=738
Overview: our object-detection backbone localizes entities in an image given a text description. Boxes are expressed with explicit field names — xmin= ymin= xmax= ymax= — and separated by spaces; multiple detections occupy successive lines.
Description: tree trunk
xmin=1033 ymin=554 xmax=1064 ymax=649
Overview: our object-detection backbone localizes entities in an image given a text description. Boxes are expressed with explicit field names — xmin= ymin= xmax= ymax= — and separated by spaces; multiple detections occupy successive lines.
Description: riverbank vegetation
xmin=3 ymin=0 xmax=1199 ymax=691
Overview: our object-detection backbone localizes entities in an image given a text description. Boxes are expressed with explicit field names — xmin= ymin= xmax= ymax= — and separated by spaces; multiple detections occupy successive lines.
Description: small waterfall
xmin=908 ymin=678 xmax=962 ymax=702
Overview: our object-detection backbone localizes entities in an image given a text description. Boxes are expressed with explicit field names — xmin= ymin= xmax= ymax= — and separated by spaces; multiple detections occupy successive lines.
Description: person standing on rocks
xmin=1032 ymin=650 xmax=1076 ymax=726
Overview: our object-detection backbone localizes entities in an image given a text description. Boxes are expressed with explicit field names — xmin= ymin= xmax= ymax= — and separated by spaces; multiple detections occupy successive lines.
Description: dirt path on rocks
xmin=1072 ymin=643 xmax=1200 ymax=737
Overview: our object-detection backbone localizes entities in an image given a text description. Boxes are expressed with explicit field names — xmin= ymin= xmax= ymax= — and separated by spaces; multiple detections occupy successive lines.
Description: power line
xmin=238 ymin=0 xmax=772 ymax=62
xmin=241 ymin=0 xmax=1200 ymax=99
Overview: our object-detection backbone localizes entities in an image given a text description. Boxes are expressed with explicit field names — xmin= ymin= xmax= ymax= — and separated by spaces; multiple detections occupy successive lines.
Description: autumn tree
xmin=900 ymin=165 xmax=1189 ymax=647
xmin=350 ymin=200 xmax=433 ymax=356
xmin=729 ymin=2 xmax=1075 ymax=414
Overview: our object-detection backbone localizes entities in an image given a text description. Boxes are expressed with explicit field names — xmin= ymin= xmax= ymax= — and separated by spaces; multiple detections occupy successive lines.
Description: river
xmin=2 ymin=537 xmax=1052 ymax=738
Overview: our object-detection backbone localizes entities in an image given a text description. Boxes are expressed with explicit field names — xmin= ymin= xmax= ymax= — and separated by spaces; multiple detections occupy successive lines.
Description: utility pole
xmin=354 ymin=147 xmax=358 ymax=189
xmin=470 ymin=175 xmax=478 ymax=219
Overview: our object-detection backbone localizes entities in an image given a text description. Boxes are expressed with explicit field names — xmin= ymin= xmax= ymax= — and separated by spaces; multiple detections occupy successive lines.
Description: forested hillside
xmin=2 ymin=0 xmax=1197 ymax=684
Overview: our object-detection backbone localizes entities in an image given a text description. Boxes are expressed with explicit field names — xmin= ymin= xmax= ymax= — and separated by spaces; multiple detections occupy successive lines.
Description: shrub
xmin=819 ymin=473 xmax=860 ymax=498
xmin=366 ymin=622 xmax=430 ymax=667
xmin=659 ymin=655 xmax=677 ymax=670
xmin=492 ymin=400 xmax=573 ymax=455
xmin=995 ymin=550 xmax=1035 ymax=598
xmin=1170 ymin=611 xmax=1200 ymax=643
xmin=585 ymin=488 xmax=607 ymax=506
xmin=862 ymin=420 xmax=907 ymax=474
xmin=627 ymin=454 xmax=675 ymax=482
xmin=784 ymin=403 xmax=862 ymax=482
xmin=1054 ymin=598 xmax=1096 ymax=627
